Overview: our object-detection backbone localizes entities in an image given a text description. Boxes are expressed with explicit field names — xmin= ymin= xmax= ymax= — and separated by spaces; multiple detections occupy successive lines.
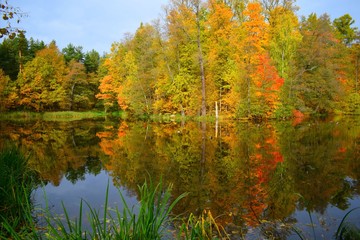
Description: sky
xmin=7 ymin=0 xmax=360 ymax=54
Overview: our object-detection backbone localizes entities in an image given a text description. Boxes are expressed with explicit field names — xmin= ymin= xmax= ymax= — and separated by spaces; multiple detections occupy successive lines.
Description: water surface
xmin=0 ymin=117 xmax=359 ymax=239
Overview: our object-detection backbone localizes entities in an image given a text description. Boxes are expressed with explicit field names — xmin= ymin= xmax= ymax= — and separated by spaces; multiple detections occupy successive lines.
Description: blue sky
xmin=10 ymin=0 xmax=360 ymax=54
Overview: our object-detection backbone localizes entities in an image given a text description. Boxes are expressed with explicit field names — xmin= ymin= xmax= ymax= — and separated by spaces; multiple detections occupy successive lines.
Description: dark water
xmin=0 ymin=117 xmax=359 ymax=239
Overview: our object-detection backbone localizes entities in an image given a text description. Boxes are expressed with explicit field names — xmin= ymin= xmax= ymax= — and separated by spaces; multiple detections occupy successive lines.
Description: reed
xmin=178 ymin=210 xmax=230 ymax=240
xmin=0 ymin=146 xmax=39 ymax=239
xmin=40 ymin=179 xmax=188 ymax=239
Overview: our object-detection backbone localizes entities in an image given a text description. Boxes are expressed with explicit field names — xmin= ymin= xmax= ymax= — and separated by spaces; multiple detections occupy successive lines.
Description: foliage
xmin=333 ymin=14 xmax=358 ymax=46
xmin=84 ymin=49 xmax=100 ymax=74
xmin=0 ymin=0 xmax=26 ymax=39
xmin=62 ymin=43 xmax=84 ymax=63
xmin=292 ymin=13 xmax=344 ymax=114
xmin=17 ymin=42 xmax=68 ymax=111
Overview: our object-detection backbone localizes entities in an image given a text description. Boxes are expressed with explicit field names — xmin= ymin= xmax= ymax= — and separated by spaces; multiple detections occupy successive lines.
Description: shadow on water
xmin=0 ymin=116 xmax=360 ymax=239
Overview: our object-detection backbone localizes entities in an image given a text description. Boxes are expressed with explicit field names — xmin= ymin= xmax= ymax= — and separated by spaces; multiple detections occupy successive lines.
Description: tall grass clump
xmin=0 ymin=146 xmax=39 ymax=239
xmin=43 ymin=179 xmax=188 ymax=239
xmin=178 ymin=210 xmax=230 ymax=240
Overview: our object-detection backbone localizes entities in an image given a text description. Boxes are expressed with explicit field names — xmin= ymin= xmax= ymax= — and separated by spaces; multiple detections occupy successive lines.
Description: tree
xmin=97 ymin=42 xmax=128 ymax=112
xmin=261 ymin=0 xmax=297 ymax=20
xmin=333 ymin=14 xmax=358 ymax=46
xmin=62 ymin=43 xmax=84 ymax=63
xmin=18 ymin=42 xmax=67 ymax=111
xmin=251 ymin=54 xmax=284 ymax=116
xmin=84 ymin=49 xmax=100 ymax=74
xmin=28 ymin=38 xmax=46 ymax=58
xmin=205 ymin=0 xmax=241 ymax=116
xmin=268 ymin=6 xmax=301 ymax=80
xmin=225 ymin=0 xmax=249 ymax=23
xmin=0 ymin=32 xmax=29 ymax=80
xmin=162 ymin=0 xmax=208 ymax=116
xmin=240 ymin=2 xmax=277 ymax=118
xmin=0 ymin=68 xmax=10 ymax=111
xmin=293 ymin=14 xmax=344 ymax=114
xmin=64 ymin=60 xmax=88 ymax=110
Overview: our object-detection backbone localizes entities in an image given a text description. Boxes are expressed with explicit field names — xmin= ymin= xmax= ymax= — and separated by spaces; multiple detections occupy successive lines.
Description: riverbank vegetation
xmin=1 ymin=1 xmax=360 ymax=120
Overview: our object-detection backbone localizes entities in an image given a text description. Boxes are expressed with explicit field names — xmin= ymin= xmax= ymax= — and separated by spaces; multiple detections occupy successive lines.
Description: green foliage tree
xmin=28 ymin=38 xmax=46 ymax=59
xmin=62 ymin=43 xmax=84 ymax=63
xmin=292 ymin=14 xmax=344 ymax=114
xmin=84 ymin=49 xmax=100 ymax=74
xmin=333 ymin=14 xmax=358 ymax=46
xmin=0 ymin=32 xmax=28 ymax=80
xmin=268 ymin=6 xmax=301 ymax=81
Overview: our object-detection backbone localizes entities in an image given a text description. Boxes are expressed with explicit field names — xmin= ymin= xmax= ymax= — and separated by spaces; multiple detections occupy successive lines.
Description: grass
xmin=42 ymin=111 xmax=106 ymax=121
xmin=40 ymin=179 xmax=188 ymax=239
xmin=0 ymin=110 xmax=132 ymax=122
xmin=0 ymin=145 xmax=39 ymax=239
xmin=178 ymin=210 xmax=230 ymax=240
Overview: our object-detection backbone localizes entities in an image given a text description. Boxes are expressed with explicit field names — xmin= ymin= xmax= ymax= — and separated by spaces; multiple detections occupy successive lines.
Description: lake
xmin=0 ymin=116 xmax=359 ymax=239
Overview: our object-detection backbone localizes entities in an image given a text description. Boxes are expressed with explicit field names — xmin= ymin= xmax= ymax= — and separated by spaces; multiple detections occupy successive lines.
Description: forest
xmin=1 ymin=0 xmax=360 ymax=119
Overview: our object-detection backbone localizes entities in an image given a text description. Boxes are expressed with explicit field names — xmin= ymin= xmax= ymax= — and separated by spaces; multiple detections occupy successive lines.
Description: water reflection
xmin=0 ymin=117 xmax=359 ymax=238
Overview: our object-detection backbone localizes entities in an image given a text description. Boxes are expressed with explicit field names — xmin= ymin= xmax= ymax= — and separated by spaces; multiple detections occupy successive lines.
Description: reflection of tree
xmin=277 ymin=118 xmax=359 ymax=213
xmin=98 ymin=120 xmax=286 ymax=231
xmin=0 ymin=120 xmax=103 ymax=185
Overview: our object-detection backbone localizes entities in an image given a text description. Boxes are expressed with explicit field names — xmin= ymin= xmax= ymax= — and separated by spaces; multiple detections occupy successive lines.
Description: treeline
xmin=1 ymin=0 xmax=360 ymax=119
xmin=0 ymin=33 xmax=101 ymax=112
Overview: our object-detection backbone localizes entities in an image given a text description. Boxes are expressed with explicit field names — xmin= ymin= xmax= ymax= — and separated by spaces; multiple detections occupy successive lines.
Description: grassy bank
xmin=0 ymin=111 xmax=129 ymax=122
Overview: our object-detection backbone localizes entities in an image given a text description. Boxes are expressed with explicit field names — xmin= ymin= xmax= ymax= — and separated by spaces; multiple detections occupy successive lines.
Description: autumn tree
xmin=0 ymin=68 xmax=10 ymax=111
xmin=96 ymin=44 xmax=125 ymax=113
xmin=97 ymin=23 xmax=162 ymax=115
xmin=205 ymin=0 xmax=239 ymax=116
xmin=126 ymin=23 xmax=162 ymax=115
xmin=238 ymin=2 xmax=283 ymax=118
xmin=17 ymin=42 xmax=68 ymax=111
xmin=161 ymin=0 xmax=207 ymax=116
xmin=225 ymin=0 xmax=249 ymax=23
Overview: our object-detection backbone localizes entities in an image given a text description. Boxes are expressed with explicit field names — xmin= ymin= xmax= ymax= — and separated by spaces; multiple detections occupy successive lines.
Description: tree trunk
xmin=215 ymin=101 xmax=219 ymax=120
xmin=195 ymin=1 xmax=206 ymax=117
